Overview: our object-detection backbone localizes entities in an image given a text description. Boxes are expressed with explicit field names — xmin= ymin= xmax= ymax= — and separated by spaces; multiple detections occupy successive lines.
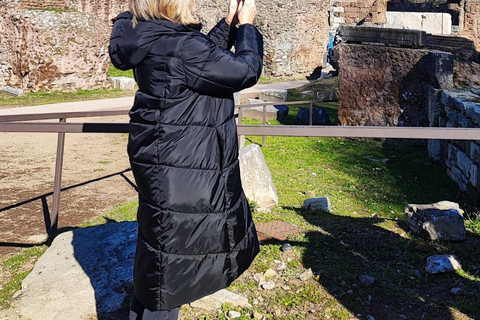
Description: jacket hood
xmin=109 ymin=11 xmax=202 ymax=70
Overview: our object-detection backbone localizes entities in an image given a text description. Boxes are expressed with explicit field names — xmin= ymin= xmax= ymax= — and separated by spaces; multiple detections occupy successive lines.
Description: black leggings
xmin=130 ymin=295 xmax=180 ymax=320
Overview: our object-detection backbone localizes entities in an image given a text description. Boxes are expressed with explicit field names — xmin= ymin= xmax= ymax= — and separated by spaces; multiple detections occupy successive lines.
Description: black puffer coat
xmin=109 ymin=12 xmax=263 ymax=310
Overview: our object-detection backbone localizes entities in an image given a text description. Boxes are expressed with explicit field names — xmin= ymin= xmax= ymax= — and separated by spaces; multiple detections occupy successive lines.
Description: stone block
xmin=1 ymin=86 xmax=24 ymax=96
xmin=470 ymin=164 xmax=480 ymax=188
xmin=427 ymin=87 xmax=443 ymax=126
xmin=238 ymin=99 xmax=287 ymax=122
xmin=465 ymin=103 xmax=480 ymax=125
xmin=234 ymin=92 xmax=241 ymax=105
xmin=296 ymin=107 xmax=332 ymax=125
xmin=239 ymin=144 xmax=278 ymax=209
xmin=260 ymin=89 xmax=287 ymax=102
xmin=428 ymin=140 xmax=442 ymax=161
xmin=426 ymin=255 xmax=462 ymax=274
xmin=316 ymin=89 xmax=338 ymax=102
xmin=16 ymin=222 xmax=137 ymax=320
xmin=110 ymin=76 xmax=136 ymax=90
xmin=331 ymin=6 xmax=345 ymax=13
xmin=457 ymin=150 xmax=473 ymax=177
xmin=428 ymin=51 xmax=454 ymax=90
xmin=405 ymin=201 xmax=466 ymax=241
xmin=470 ymin=142 xmax=480 ymax=164
xmin=190 ymin=289 xmax=251 ymax=311
xmin=302 ymin=197 xmax=332 ymax=213
xmin=386 ymin=12 xmax=451 ymax=35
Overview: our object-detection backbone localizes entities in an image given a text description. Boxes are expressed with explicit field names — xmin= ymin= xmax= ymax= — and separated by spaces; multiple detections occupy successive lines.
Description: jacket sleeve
xmin=207 ymin=18 xmax=238 ymax=50
xmin=181 ymin=24 xmax=263 ymax=97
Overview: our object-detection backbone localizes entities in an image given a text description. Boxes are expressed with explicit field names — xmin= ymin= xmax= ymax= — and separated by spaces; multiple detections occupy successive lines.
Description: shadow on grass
xmin=282 ymin=205 xmax=480 ymax=320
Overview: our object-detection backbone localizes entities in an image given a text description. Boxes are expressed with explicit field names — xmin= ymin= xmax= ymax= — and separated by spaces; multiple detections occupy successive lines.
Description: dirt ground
xmin=0 ymin=115 xmax=138 ymax=261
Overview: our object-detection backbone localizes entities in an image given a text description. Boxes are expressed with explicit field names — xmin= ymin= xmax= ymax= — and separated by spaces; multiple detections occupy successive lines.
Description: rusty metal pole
xmin=50 ymin=118 xmax=66 ymax=238
xmin=309 ymin=102 xmax=313 ymax=126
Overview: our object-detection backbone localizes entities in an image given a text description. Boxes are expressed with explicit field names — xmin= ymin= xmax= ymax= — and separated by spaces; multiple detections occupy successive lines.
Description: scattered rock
xmin=298 ymin=268 xmax=314 ymax=281
xmin=277 ymin=262 xmax=287 ymax=270
xmin=425 ymin=254 xmax=462 ymax=274
xmin=347 ymin=290 xmax=354 ymax=294
xmin=264 ymin=269 xmax=277 ymax=279
xmin=261 ymin=281 xmax=276 ymax=290
xmin=1 ymin=86 xmax=24 ymax=97
xmin=405 ymin=201 xmax=466 ymax=241
xmin=190 ymin=289 xmax=251 ymax=311
xmin=281 ymin=243 xmax=293 ymax=252
xmin=413 ymin=270 xmax=422 ymax=279
xmin=253 ymin=311 xmax=264 ymax=319
xmin=450 ymin=287 xmax=462 ymax=295
xmin=253 ymin=273 xmax=266 ymax=285
xmin=358 ymin=275 xmax=376 ymax=286
xmin=316 ymin=89 xmax=339 ymax=102
xmin=302 ymin=197 xmax=332 ymax=213
xmin=228 ymin=310 xmax=241 ymax=318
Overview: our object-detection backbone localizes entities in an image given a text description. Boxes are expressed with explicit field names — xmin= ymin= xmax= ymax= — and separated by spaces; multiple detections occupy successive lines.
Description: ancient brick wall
xmin=196 ymin=0 xmax=331 ymax=78
xmin=1 ymin=0 xmax=330 ymax=91
xmin=334 ymin=43 xmax=433 ymax=126
xmin=0 ymin=4 xmax=112 ymax=91
xmin=333 ymin=0 xmax=387 ymax=25
xmin=462 ymin=0 xmax=480 ymax=50
xmin=18 ymin=0 xmax=66 ymax=9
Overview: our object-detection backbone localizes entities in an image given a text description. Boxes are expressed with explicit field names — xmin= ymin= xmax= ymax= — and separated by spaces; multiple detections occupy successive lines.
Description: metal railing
xmin=1 ymin=100 xmax=480 ymax=239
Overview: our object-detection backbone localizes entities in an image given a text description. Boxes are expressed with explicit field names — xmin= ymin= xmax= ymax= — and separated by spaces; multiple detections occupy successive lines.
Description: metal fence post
xmin=50 ymin=118 xmax=66 ymax=237
xmin=262 ymin=104 xmax=266 ymax=146
xmin=309 ymin=101 xmax=313 ymax=126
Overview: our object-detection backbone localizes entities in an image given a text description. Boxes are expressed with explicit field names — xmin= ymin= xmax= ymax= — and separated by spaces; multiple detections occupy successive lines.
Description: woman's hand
xmin=226 ymin=0 xmax=240 ymax=25
xmin=238 ymin=0 xmax=257 ymax=25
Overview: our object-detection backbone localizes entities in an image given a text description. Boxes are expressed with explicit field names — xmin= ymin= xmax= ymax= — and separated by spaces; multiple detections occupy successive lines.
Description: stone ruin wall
xmin=462 ymin=0 xmax=480 ymax=50
xmin=0 ymin=0 xmax=129 ymax=91
xmin=428 ymin=90 xmax=480 ymax=205
xmin=333 ymin=0 xmax=388 ymax=25
xmin=0 ymin=0 xmax=330 ymax=92
xmin=334 ymin=43 xmax=432 ymax=126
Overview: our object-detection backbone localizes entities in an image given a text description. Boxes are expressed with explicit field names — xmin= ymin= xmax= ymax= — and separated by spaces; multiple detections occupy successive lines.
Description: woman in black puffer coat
xmin=109 ymin=0 xmax=262 ymax=318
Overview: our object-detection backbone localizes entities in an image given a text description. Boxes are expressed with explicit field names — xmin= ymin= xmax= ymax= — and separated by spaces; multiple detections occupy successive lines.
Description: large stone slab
xmin=338 ymin=25 xmax=427 ymax=48
xmin=405 ymin=201 xmax=466 ymax=241
xmin=239 ymin=144 xmax=278 ymax=209
xmin=15 ymin=221 xmax=137 ymax=320
xmin=110 ymin=76 xmax=136 ymax=90
xmin=190 ymin=289 xmax=251 ymax=311
xmin=238 ymin=99 xmax=279 ymax=122
xmin=386 ymin=12 xmax=452 ymax=35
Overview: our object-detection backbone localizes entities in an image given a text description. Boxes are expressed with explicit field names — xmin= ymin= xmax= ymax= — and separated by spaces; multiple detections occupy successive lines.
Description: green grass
xmin=0 ymin=89 xmax=134 ymax=109
xmin=108 ymin=65 xmax=134 ymax=79
xmin=0 ymin=246 xmax=47 ymax=308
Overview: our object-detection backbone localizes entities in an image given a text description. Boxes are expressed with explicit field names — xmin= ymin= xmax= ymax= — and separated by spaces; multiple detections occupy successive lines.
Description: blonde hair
xmin=129 ymin=0 xmax=198 ymax=26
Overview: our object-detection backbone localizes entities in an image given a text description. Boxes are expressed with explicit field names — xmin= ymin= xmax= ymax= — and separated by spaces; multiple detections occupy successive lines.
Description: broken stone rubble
xmin=405 ymin=201 xmax=466 ymax=241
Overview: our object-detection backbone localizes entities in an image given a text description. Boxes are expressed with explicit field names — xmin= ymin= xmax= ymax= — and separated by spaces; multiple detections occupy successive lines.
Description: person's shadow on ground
xmin=283 ymin=206 xmax=480 ymax=320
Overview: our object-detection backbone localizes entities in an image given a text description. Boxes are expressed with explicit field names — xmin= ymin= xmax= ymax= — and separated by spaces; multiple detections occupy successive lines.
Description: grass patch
xmin=0 ymin=89 xmax=134 ymax=109
xmin=108 ymin=65 xmax=134 ymax=79
xmin=0 ymin=246 xmax=47 ymax=308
